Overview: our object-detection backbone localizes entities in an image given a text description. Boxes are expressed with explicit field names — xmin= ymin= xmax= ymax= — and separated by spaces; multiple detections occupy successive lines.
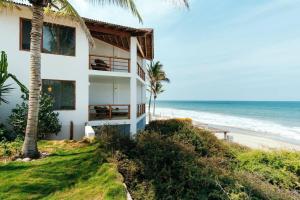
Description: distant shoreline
xmin=152 ymin=115 xmax=300 ymax=151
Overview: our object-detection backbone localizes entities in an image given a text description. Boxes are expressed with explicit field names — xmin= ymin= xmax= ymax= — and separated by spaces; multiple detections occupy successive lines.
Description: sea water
xmin=155 ymin=101 xmax=300 ymax=144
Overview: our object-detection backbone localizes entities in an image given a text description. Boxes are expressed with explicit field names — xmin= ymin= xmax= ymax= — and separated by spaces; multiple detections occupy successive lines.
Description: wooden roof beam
xmin=137 ymin=39 xmax=145 ymax=58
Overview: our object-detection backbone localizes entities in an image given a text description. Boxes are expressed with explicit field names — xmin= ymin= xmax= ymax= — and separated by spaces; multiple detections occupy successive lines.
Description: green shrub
xmin=236 ymin=150 xmax=300 ymax=191
xmin=9 ymin=94 xmax=61 ymax=139
xmin=0 ymin=136 xmax=23 ymax=158
xmin=146 ymin=118 xmax=192 ymax=136
xmin=103 ymin=119 xmax=300 ymax=200
xmin=95 ymin=125 xmax=135 ymax=154
xmin=0 ymin=124 xmax=16 ymax=141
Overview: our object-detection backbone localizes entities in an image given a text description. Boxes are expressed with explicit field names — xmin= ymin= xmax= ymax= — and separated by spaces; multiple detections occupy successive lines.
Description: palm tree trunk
xmin=22 ymin=5 xmax=44 ymax=158
xmin=148 ymin=91 xmax=152 ymax=121
xmin=153 ymin=96 xmax=156 ymax=117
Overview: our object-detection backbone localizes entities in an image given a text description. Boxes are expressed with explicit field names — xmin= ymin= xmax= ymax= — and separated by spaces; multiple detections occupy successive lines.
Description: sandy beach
xmin=152 ymin=115 xmax=300 ymax=151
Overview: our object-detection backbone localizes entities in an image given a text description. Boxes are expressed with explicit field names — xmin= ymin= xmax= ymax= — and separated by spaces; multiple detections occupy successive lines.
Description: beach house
xmin=0 ymin=1 xmax=153 ymax=139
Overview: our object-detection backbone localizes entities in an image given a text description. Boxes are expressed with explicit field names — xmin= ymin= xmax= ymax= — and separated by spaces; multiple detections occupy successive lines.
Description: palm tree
xmin=0 ymin=51 xmax=28 ymax=105
xmin=147 ymin=61 xmax=170 ymax=120
xmin=1 ymin=0 xmax=188 ymax=158
xmin=152 ymin=82 xmax=164 ymax=116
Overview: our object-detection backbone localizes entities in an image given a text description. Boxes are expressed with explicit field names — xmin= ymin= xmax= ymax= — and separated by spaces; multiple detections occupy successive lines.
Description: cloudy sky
xmin=71 ymin=0 xmax=300 ymax=101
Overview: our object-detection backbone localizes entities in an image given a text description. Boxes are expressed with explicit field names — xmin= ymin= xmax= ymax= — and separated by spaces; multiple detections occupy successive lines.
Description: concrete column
xmin=130 ymin=37 xmax=137 ymax=135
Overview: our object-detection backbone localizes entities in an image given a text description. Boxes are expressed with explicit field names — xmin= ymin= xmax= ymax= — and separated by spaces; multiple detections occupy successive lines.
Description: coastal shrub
xmin=236 ymin=150 xmax=300 ymax=191
xmin=101 ymin=119 xmax=300 ymax=200
xmin=0 ymin=136 xmax=23 ymax=158
xmin=9 ymin=94 xmax=61 ymax=139
xmin=0 ymin=124 xmax=16 ymax=141
xmin=146 ymin=118 xmax=192 ymax=135
xmin=95 ymin=125 xmax=135 ymax=154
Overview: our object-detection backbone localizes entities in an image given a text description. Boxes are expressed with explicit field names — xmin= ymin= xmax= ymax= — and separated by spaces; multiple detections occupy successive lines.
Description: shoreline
xmin=152 ymin=115 xmax=300 ymax=151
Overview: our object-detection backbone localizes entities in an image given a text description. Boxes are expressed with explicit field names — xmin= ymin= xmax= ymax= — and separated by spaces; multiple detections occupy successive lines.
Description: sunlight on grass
xmin=0 ymin=141 xmax=126 ymax=200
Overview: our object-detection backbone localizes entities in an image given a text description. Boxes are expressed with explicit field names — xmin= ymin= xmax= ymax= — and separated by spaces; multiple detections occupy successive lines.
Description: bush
xmin=9 ymin=94 xmax=61 ymax=139
xmin=146 ymin=118 xmax=192 ymax=136
xmin=95 ymin=125 xmax=134 ymax=154
xmin=107 ymin=119 xmax=300 ymax=200
xmin=0 ymin=136 xmax=23 ymax=158
xmin=236 ymin=150 xmax=300 ymax=191
xmin=0 ymin=124 xmax=16 ymax=141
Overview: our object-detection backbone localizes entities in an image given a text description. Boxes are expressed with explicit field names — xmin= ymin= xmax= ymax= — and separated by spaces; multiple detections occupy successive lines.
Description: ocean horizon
xmin=155 ymin=100 xmax=300 ymax=144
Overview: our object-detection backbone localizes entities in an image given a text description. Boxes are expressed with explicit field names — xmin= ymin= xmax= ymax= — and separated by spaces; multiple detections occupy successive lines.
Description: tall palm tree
xmin=152 ymin=81 xmax=164 ymax=116
xmin=0 ymin=51 xmax=28 ymax=105
xmin=147 ymin=61 xmax=170 ymax=120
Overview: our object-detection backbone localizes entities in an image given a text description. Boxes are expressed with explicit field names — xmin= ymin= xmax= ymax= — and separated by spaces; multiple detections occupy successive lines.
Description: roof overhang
xmin=84 ymin=18 xmax=154 ymax=60
xmin=4 ymin=1 xmax=154 ymax=60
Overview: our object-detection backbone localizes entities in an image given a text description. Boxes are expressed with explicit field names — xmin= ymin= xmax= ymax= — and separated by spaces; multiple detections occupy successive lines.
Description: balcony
xmin=137 ymin=104 xmax=146 ymax=117
xmin=137 ymin=63 xmax=146 ymax=81
xmin=89 ymin=104 xmax=130 ymax=121
xmin=89 ymin=55 xmax=130 ymax=73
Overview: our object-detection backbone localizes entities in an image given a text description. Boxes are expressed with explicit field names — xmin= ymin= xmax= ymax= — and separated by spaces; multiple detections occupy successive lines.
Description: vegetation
xmin=0 ymin=51 xmax=28 ymax=105
xmin=109 ymin=119 xmax=300 ymax=200
xmin=147 ymin=61 xmax=170 ymax=119
xmin=9 ymin=94 xmax=61 ymax=140
xmin=1 ymin=119 xmax=299 ymax=199
xmin=0 ymin=140 xmax=126 ymax=200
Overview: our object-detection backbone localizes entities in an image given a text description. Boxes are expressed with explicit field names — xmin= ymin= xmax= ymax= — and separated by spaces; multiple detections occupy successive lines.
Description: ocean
xmin=155 ymin=101 xmax=300 ymax=145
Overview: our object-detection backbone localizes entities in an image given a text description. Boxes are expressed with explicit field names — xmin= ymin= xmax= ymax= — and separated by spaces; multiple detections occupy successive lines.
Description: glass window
xmin=42 ymin=80 xmax=75 ymax=110
xmin=20 ymin=19 xmax=31 ymax=50
xmin=20 ymin=19 xmax=76 ymax=56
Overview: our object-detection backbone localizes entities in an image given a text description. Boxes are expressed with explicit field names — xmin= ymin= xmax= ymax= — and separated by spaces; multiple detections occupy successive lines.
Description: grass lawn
xmin=0 ymin=140 xmax=126 ymax=200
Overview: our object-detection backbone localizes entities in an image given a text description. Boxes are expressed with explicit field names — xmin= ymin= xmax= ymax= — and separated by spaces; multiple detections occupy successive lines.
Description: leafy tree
xmin=0 ymin=51 xmax=28 ymax=105
xmin=9 ymin=94 xmax=61 ymax=140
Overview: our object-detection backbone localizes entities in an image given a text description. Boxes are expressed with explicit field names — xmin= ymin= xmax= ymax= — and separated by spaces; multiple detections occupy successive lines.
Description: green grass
xmin=0 ymin=140 xmax=126 ymax=200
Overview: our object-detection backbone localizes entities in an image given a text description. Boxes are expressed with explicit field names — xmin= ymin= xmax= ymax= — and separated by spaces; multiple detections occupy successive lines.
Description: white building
xmin=0 ymin=2 xmax=153 ymax=139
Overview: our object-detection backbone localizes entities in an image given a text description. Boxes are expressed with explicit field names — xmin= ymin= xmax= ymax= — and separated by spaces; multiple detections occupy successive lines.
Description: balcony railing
xmin=89 ymin=104 xmax=130 ymax=121
xmin=89 ymin=55 xmax=130 ymax=73
xmin=137 ymin=104 xmax=146 ymax=117
xmin=137 ymin=63 xmax=146 ymax=81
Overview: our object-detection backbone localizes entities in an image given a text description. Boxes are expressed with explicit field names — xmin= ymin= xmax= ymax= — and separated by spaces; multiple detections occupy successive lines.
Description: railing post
xmin=128 ymin=105 xmax=131 ymax=119
xmin=109 ymin=105 xmax=112 ymax=120
xmin=109 ymin=57 xmax=112 ymax=71
xmin=128 ymin=60 xmax=131 ymax=73
xmin=89 ymin=55 xmax=91 ymax=70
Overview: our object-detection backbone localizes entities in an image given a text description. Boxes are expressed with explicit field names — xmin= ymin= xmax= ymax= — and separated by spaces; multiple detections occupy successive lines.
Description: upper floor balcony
xmin=89 ymin=55 xmax=130 ymax=73
xmin=89 ymin=54 xmax=146 ymax=81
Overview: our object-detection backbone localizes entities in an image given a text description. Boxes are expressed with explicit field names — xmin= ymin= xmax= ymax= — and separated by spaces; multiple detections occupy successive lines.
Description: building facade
xmin=0 ymin=4 xmax=153 ymax=139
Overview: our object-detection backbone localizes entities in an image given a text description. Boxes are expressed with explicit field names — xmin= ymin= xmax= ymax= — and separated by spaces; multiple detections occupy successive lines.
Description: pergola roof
xmin=84 ymin=18 xmax=154 ymax=60
xmin=8 ymin=1 xmax=154 ymax=60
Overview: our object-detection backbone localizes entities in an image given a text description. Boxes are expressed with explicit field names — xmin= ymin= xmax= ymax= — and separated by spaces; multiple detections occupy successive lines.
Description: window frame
xmin=19 ymin=18 xmax=76 ymax=57
xmin=42 ymin=79 xmax=76 ymax=111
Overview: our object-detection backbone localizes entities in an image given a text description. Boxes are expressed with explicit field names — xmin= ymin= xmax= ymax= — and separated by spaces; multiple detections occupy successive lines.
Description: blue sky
xmin=71 ymin=0 xmax=300 ymax=101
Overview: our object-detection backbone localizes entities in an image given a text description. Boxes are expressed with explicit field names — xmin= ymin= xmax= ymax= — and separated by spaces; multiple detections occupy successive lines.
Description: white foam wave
xmin=155 ymin=107 xmax=300 ymax=142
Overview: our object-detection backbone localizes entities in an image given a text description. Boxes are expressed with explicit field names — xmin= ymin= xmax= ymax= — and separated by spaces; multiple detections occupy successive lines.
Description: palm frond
xmin=8 ymin=73 xmax=29 ymax=98
xmin=87 ymin=0 xmax=142 ymax=23
xmin=0 ymin=0 xmax=21 ymax=11
xmin=0 ymin=84 xmax=13 ymax=104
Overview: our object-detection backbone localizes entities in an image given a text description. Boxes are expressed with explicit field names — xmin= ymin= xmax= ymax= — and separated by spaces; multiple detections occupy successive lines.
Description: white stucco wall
xmin=90 ymin=38 xmax=130 ymax=58
xmin=0 ymin=7 xmax=89 ymax=139
xmin=89 ymin=77 xmax=130 ymax=105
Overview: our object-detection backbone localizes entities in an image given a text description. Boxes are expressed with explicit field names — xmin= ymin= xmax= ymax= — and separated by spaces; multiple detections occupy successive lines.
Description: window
xmin=42 ymin=79 xmax=75 ymax=110
xmin=20 ymin=19 xmax=31 ymax=50
xmin=20 ymin=18 xmax=76 ymax=56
